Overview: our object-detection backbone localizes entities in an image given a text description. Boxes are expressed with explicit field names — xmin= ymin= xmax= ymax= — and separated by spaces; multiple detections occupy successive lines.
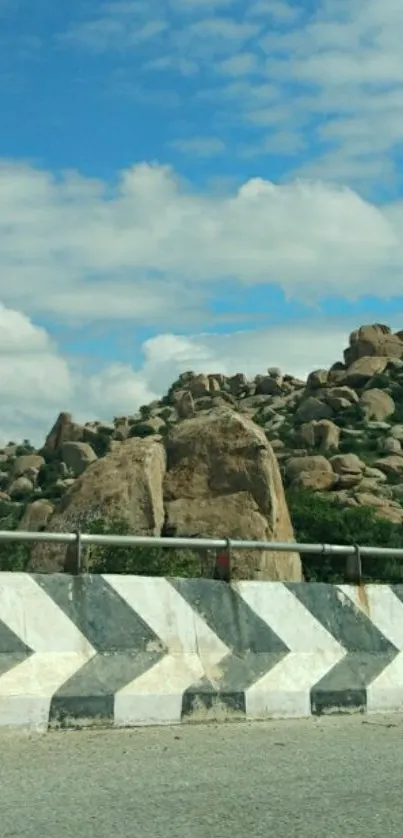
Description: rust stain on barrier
xmin=357 ymin=584 xmax=370 ymax=616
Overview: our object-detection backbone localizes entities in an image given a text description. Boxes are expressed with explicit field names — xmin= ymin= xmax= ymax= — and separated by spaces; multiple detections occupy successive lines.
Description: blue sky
xmin=1 ymin=0 xmax=403 ymax=442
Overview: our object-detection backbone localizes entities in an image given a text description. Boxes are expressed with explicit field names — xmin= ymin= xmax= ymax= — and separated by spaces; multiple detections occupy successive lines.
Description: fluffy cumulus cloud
xmin=1 ymin=159 xmax=403 ymax=326
xmin=0 ymin=300 xmax=354 ymax=446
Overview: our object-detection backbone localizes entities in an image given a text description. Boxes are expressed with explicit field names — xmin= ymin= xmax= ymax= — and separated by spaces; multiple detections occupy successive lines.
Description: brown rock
xmin=374 ymin=455 xmax=403 ymax=476
xmin=344 ymin=324 xmax=403 ymax=365
xmin=306 ymin=369 xmax=329 ymax=389
xmin=8 ymin=477 xmax=34 ymax=498
xmin=188 ymin=374 xmax=210 ymax=399
xmin=164 ymin=409 xmax=302 ymax=581
xmin=299 ymin=420 xmax=340 ymax=453
xmin=378 ymin=437 xmax=402 ymax=455
xmin=255 ymin=376 xmax=283 ymax=396
xmin=353 ymin=492 xmax=403 ymax=524
xmin=12 ymin=454 xmax=45 ymax=479
xmin=176 ymin=391 xmax=195 ymax=419
xmin=330 ymin=453 xmax=366 ymax=475
xmin=227 ymin=373 xmax=248 ymax=397
xmin=285 ymin=455 xmax=333 ymax=482
xmin=289 ymin=470 xmax=335 ymax=491
xmin=359 ymin=389 xmax=395 ymax=421
xmin=61 ymin=442 xmax=98 ymax=477
xmin=19 ymin=499 xmax=54 ymax=531
xmin=295 ymin=397 xmax=333 ymax=422
xmin=342 ymin=357 xmax=389 ymax=387
xmin=326 ymin=386 xmax=359 ymax=411
xmin=42 ymin=412 xmax=85 ymax=455
xmin=29 ymin=437 xmax=166 ymax=573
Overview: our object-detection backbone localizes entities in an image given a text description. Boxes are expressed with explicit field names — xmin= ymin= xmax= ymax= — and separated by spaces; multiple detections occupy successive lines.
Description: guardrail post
xmin=345 ymin=544 xmax=362 ymax=584
xmin=213 ymin=538 xmax=231 ymax=583
xmin=74 ymin=528 xmax=83 ymax=575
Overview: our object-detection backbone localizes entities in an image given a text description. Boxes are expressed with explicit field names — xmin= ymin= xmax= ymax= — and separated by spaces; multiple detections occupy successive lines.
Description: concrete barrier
xmin=0 ymin=573 xmax=402 ymax=730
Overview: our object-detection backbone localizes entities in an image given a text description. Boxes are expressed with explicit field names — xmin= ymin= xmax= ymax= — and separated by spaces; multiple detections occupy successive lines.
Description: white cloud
xmin=0 ymin=301 xmax=358 ymax=446
xmin=2 ymin=159 xmax=403 ymax=325
xmin=218 ymin=52 xmax=259 ymax=76
xmin=169 ymin=137 xmax=225 ymax=156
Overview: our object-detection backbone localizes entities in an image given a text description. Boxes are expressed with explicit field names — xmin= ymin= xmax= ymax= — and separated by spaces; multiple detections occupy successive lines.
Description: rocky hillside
xmin=2 ymin=322 xmax=403 ymax=579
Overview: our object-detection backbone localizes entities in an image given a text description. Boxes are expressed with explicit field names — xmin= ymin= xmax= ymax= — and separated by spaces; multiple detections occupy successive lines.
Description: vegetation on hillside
xmin=1 ymin=493 xmax=403 ymax=582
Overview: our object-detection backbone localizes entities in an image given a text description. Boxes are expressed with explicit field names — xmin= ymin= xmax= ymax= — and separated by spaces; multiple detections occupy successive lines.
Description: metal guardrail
xmin=0 ymin=529 xmax=403 ymax=583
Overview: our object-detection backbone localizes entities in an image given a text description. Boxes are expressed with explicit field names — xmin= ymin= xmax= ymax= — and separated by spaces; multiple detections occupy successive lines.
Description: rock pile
xmin=2 ymin=322 xmax=403 ymax=576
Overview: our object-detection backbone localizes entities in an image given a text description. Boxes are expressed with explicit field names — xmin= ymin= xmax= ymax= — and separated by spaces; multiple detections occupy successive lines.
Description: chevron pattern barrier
xmin=0 ymin=574 xmax=403 ymax=730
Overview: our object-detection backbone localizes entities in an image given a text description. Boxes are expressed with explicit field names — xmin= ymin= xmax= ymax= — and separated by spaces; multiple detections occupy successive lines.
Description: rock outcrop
xmin=164 ymin=409 xmax=302 ymax=581
xmin=2 ymin=320 xmax=403 ymax=574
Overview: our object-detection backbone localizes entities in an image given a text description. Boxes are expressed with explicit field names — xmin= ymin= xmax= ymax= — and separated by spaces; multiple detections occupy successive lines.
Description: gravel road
xmin=0 ymin=714 xmax=401 ymax=837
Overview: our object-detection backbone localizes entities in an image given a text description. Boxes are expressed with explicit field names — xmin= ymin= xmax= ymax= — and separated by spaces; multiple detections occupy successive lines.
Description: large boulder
xmin=295 ymin=397 xmax=333 ymax=422
xmin=61 ymin=442 xmax=98 ymax=477
xmin=344 ymin=324 xmax=403 ymax=365
xmin=41 ymin=412 xmax=85 ymax=455
xmin=359 ymin=389 xmax=395 ymax=421
xmin=12 ymin=454 xmax=45 ymax=479
xmin=164 ymin=409 xmax=302 ymax=581
xmin=341 ymin=357 xmax=389 ymax=388
xmin=18 ymin=499 xmax=54 ymax=531
xmin=28 ymin=437 xmax=166 ymax=573
xmin=299 ymin=420 xmax=340 ymax=453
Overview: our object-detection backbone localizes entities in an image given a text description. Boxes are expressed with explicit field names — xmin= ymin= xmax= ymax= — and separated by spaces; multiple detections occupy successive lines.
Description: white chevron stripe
xmin=106 ymin=576 xmax=231 ymax=725
xmin=0 ymin=573 xmax=95 ymax=653
xmin=337 ymin=585 xmax=403 ymax=649
xmin=0 ymin=574 xmax=96 ymax=730
xmin=236 ymin=582 xmax=346 ymax=719
xmin=338 ymin=585 xmax=403 ymax=715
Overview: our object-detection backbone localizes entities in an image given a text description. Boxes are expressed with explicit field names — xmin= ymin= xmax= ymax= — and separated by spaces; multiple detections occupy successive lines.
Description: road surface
xmin=0 ymin=714 xmax=401 ymax=837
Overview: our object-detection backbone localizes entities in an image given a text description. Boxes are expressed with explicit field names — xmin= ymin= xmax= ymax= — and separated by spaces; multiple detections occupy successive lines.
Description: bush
xmin=91 ymin=432 xmax=111 ymax=458
xmin=287 ymin=489 xmax=403 ymax=583
xmin=37 ymin=461 xmax=61 ymax=490
xmin=0 ymin=501 xmax=31 ymax=571
xmin=128 ymin=423 xmax=156 ymax=438
xmin=84 ymin=517 xmax=203 ymax=576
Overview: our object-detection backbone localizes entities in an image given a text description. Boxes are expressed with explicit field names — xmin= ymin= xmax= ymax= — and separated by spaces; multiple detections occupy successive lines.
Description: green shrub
xmin=0 ymin=501 xmax=31 ymax=571
xmin=91 ymin=432 xmax=111 ymax=458
xmin=287 ymin=489 xmax=403 ymax=583
xmin=128 ymin=423 xmax=156 ymax=438
xmin=84 ymin=517 xmax=203 ymax=576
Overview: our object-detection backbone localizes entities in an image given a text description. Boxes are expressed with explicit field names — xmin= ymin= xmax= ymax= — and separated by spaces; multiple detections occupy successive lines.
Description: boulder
xmin=306 ymin=369 xmax=329 ymax=389
xmin=61 ymin=442 xmax=98 ymax=477
xmin=299 ymin=420 xmax=340 ymax=453
xmin=289 ymin=470 xmax=335 ymax=491
xmin=41 ymin=412 xmax=85 ymax=455
xmin=285 ymin=455 xmax=333 ymax=482
xmin=8 ymin=477 xmax=33 ymax=498
xmin=164 ymin=409 xmax=302 ymax=581
xmin=29 ymin=437 xmax=166 ymax=573
xmin=344 ymin=324 xmax=403 ymax=365
xmin=18 ymin=499 xmax=54 ymax=531
xmin=378 ymin=437 xmax=402 ymax=455
xmin=330 ymin=453 xmax=366 ymax=475
xmin=255 ymin=376 xmax=283 ymax=396
xmin=12 ymin=454 xmax=45 ymax=479
xmin=374 ymin=455 xmax=403 ymax=476
xmin=359 ymin=389 xmax=395 ymax=421
xmin=295 ymin=397 xmax=333 ymax=423
xmin=176 ymin=391 xmax=195 ymax=419
xmin=341 ymin=357 xmax=389 ymax=388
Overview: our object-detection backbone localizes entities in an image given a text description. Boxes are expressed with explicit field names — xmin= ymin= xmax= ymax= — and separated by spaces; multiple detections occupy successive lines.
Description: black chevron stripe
xmin=0 ymin=618 xmax=33 ymax=678
xmin=34 ymin=575 xmax=167 ymax=726
xmin=182 ymin=650 xmax=285 ymax=719
xmin=286 ymin=583 xmax=398 ymax=714
xmin=170 ymin=578 xmax=290 ymax=654
xmin=169 ymin=578 xmax=289 ymax=719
